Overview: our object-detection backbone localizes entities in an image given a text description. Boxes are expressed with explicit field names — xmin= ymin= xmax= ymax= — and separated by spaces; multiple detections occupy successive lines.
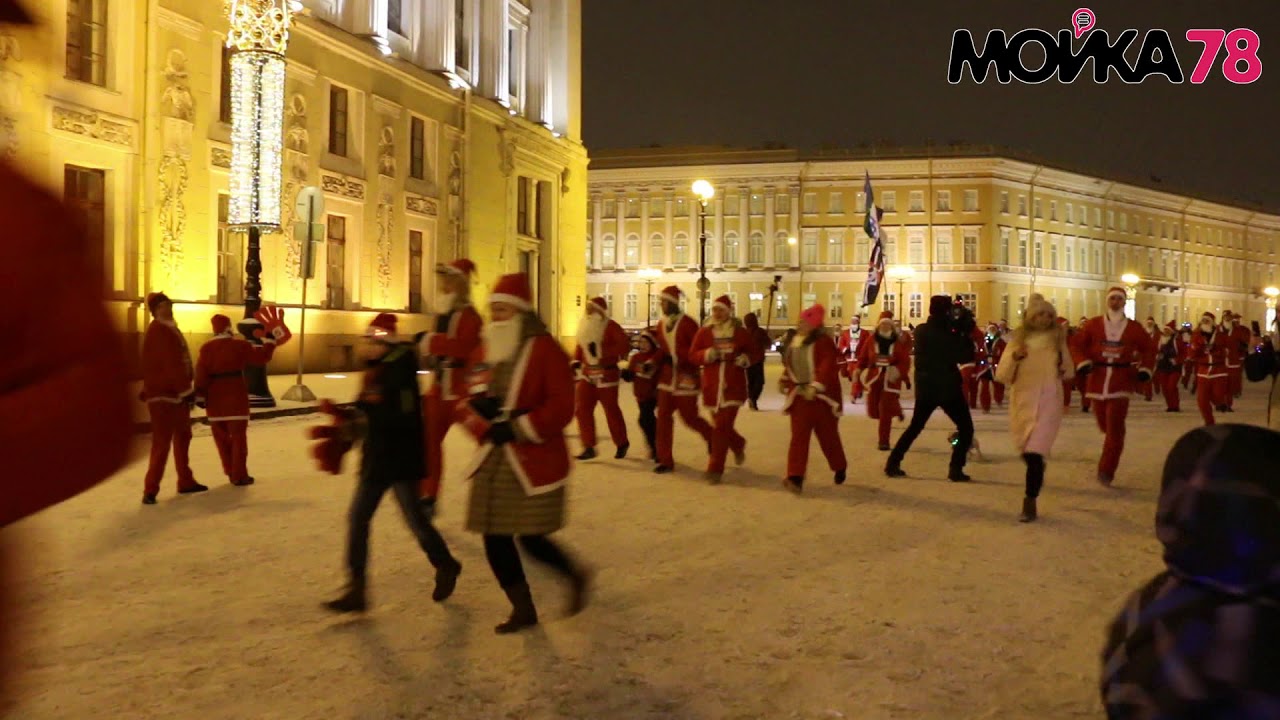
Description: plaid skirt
xmin=465 ymin=447 xmax=566 ymax=536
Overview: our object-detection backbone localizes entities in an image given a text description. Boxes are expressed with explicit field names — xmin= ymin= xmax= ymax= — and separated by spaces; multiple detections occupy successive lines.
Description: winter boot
xmin=733 ymin=446 xmax=746 ymax=466
xmin=782 ymin=476 xmax=804 ymax=494
xmin=703 ymin=471 xmax=723 ymax=485
xmin=834 ymin=469 xmax=846 ymax=485
xmin=749 ymin=399 xmax=759 ymax=411
xmin=495 ymin=583 xmax=539 ymax=634
xmin=1019 ymin=496 xmax=1038 ymax=523
xmin=884 ymin=460 xmax=906 ymax=478
xmin=178 ymin=482 xmax=209 ymax=494
xmin=653 ymin=464 xmax=673 ymax=474
xmin=142 ymin=492 xmax=157 ymax=505
xmin=232 ymin=476 xmax=255 ymax=486
xmin=1097 ymin=472 xmax=1114 ymax=487
xmin=324 ymin=579 xmax=367 ymax=613
xmin=576 ymin=447 xmax=597 ymax=461
xmin=567 ymin=568 xmax=592 ymax=617
xmin=432 ymin=560 xmax=462 ymax=603
xmin=948 ymin=467 xmax=972 ymax=483
xmin=877 ymin=442 xmax=890 ymax=451
xmin=613 ymin=443 xmax=629 ymax=460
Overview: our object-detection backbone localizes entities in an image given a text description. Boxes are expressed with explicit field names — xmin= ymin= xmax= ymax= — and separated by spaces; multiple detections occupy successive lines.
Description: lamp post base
xmin=282 ymin=384 xmax=316 ymax=402
xmin=236 ymin=318 xmax=276 ymax=408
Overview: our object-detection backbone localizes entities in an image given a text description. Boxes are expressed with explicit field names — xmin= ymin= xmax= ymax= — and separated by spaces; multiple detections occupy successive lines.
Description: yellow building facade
xmin=586 ymin=147 xmax=1280 ymax=335
xmin=6 ymin=0 xmax=587 ymax=372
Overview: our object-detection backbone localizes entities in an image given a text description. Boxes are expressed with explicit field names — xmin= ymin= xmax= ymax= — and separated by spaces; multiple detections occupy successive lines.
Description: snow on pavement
xmin=7 ymin=370 xmax=1270 ymax=720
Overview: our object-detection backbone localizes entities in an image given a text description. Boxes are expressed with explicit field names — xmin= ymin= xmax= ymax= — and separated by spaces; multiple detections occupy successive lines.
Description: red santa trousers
xmin=1196 ymin=375 xmax=1229 ymax=425
xmin=993 ymin=381 xmax=1006 ymax=406
xmin=865 ymin=382 xmax=903 ymax=446
xmin=1139 ymin=379 xmax=1154 ymax=401
xmin=1181 ymin=363 xmax=1195 ymax=389
xmin=419 ymin=389 xmax=457 ymax=499
xmin=1159 ymin=371 xmax=1181 ymax=411
xmin=210 ymin=419 xmax=249 ymax=484
xmin=1091 ymin=398 xmax=1130 ymax=478
xmin=656 ymin=390 xmax=713 ymax=468
xmin=707 ymin=406 xmax=746 ymax=474
xmin=574 ymin=381 xmax=629 ymax=449
xmin=1227 ymin=366 xmax=1243 ymax=405
xmin=144 ymin=402 xmax=196 ymax=495
xmin=1062 ymin=380 xmax=1074 ymax=408
xmin=787 ymin=398 xmax=847 ymax=478
xmin=975 ymin=377 xmax=993 ymax=413
xmin=962 ymin=367 xmax=978 ymax=408
xmin=1076 ymin=376 xmax=1091 ymax=411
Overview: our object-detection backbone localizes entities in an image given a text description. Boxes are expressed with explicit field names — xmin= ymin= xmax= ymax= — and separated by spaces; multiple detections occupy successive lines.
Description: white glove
xmin=705 ymin=347 xmax=721 ymax=362
xmin=886 ymin=366 xmax=901 ymax=385
xmin=734 ymin=354 xmax=750 ymax=368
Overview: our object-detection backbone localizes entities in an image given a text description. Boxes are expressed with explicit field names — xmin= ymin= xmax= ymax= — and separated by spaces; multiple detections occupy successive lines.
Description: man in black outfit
xmin=885 ymin=295 xmax=976 ymax=482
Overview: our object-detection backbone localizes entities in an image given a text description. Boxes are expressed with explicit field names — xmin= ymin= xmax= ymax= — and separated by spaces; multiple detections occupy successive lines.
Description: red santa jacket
xmin=780 ymin=330 xmax=842 ymax=416
xmin=1070 ymin=314 xmax=1156 ymax=400
xmin=572 ymin=317 xmax=630 ymax=387
xmin=141 ymin=320 xmax=194 ymax=403
xmin=855 ymin=331 xmax=912 ymax=393
xmin=836 ymin=327 xmax=870 ymax=378
xmin=456 ymin=331 xmax=575 ymax=495
xmin=0 ymin=161 xmax=132 ymax=527
xmin=626 ymin=346 xmax=661 ymax=403
xmin=1191 ymin=329 xmax=1231 ymax=379
xmin=959 ymin=325 xmax=986 ymax=372
xmin=1223 ymin=323 xmax=1250 ymax=368
xmin=420 ymin=303 xmax=483 ymax=401
xmin=1156 ymin=334 xmax=1184 ymax=372
xmin=656 ymin=313 xmax=702 ymax=396
xmin=689 ymin=320 xmax=751 ymax=410
xmin=194 ymin=333 xmax=276 ymax=421
xmin=986 ymin=334 xmax=1008 ymax=379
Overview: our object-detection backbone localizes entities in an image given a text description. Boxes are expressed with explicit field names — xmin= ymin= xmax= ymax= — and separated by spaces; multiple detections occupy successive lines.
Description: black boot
xmin=833 ymin=469 xmax=846 ymax=485
xmin=576 ymin=447 xmax=597 ymax=461
xmin=142 ymin=492 xmax=157 ymax=505
xmin=324 ymin=579 xmax=367 ymax=613
xmin=495 ymin=583 xmax=539 ymax=634
xmin=653 ymin=464 xmax=673 ymax=474
xmin=614 ymin=443 xmax=629 ymax=460
xmin=1019 ymin=496 xmax=1037 ymax=522
xmin=884 ymin=458 xmax=906 ymax=477
xmin=567 ymin=568 xmax=592 ymax=617
xmin=948 ymin=467 xmax=972 ymax=482
xmin=178 ymin=482 xmax=209 ymax=494
xmin=782 ymin=476 xmax=804 ymax=494
xmin=432 ymin=560 xmax=462 ymax=602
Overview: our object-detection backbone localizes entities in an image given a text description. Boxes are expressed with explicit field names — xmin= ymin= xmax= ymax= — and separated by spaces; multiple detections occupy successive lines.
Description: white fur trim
xmin=207 ymin=415 xmax=251 ymax=422
xmin=1107 ymin=288 xmax=1128 ymax=300
xmin=514 ymin=414 xmax=543 ymax=444
xmin=490 ymin=293 xmax=532 ymax=311
xmin=713 ymin=300 xmax=731 ymax=312
xmin=660 ymin=292 xmax=680 ymax=305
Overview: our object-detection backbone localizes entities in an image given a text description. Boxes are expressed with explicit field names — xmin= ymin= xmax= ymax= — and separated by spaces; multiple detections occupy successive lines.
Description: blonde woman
xmin=994 ymin=294 xmax=1075 ymax=522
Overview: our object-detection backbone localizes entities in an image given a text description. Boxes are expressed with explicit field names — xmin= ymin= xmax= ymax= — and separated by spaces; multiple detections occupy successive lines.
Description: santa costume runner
xmin=857 ymin=311 xmax=910 ymax=451
xmin=689 ymin=295 xmax=751 ymax=484
xmin=652 ymin=286 xmax=714 ymax=474
xmin=571 ymin=296 xmax=630 ymax=460
xmin=780 ymin=304 xmax=847 ymax=493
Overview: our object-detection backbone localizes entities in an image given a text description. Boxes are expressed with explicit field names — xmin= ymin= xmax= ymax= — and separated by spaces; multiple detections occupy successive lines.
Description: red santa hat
xmin=146 ymin=292 xmax=170 ymax=315
xmin=588 ymin=296 xmax=609 ymax=315
xmin=1166 ymin=320 xmax=1178 ymax=331
xmin=1107 ymin=286 xmax=1128 ymax=301
xmin=211 ymin=314 xmax=233 ymax=334
xmin=800 ymin=304 xmax=825 ymax=328
xmin=635 ymin=326 xmax=658 ymax=348
xmin=1201 ymin=311 xmax=1216 ymax=323
xmin=366 ymin=312 xmax=398 ymax=338
xmin=876 ymin=310 xmax=894 ymax=328
xmin=490 ymin=273 xmax=533 ymax=311
xmin=712 ymin=294 xmax=733 ymax=313
xmin=1161 ymin=323 xmax=1175 ymax=335
xmin=659 ymin=285 xmax=682 ymax=306
xmin=436 ymin=258 xmax=477 ymax=278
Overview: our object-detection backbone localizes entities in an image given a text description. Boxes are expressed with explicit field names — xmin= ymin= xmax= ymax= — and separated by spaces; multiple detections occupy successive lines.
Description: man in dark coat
xmin=884 ymin=296 xmax=976 ymax=481
xmin=743 ymin=312 xmax=771 ymax=410
xmin=310 ymin=313 xmax=462 ymax=612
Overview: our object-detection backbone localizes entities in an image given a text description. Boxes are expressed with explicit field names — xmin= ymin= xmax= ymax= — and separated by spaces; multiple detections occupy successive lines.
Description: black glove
xmin=588 ymin=342 xmax=598 ymax=357
xmin=486 ymin=421 xmax=516 ymax=446
xmin=1136 ymin=369 xmax=1152 ymax=384
xmin=620 ymin=369 xmax=635 ymax=382
xmin=642 ymin=362 xmax=655 ymax=375
xmin=1076 ymin=361 xmax=1093 ymax=378
xmin=469 ymin=395 xmax=503 ymax=421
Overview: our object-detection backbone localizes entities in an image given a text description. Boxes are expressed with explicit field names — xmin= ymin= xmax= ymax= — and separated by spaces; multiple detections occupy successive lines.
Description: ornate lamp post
xmin=637 ymin=267 xmax=663 ymax=325
xmin=1264 ymin=286 xmax=1279 ymax=336
xmin=1122 ymin=273 xmax=1141 ymax=321
xmin=886 ymin=265 xmax=916 ymax=318
xmin=692 ymin=179 xmax=715 ymax=324
xmin=227 ymin=0 xmax=291 ymax=407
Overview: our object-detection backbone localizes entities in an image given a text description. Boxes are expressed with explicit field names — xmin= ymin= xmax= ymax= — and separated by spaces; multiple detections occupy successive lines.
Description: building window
xmin=827 ymin=231 xmax=843 ymax=265
xmin=1049 ymin=200 xmax=1057 ymax=221
xmin=1000 ymin=191 xmax=1009 ymax=214
xmin=1034 ymin=240 xmax=1043 ymax=268
xmin=855 ymin=238 xmax=869 ymax=265
xmin=517 ymin=176 xmax=531 ymax=235
xmin=775 ymin=231 xmax=790 ymax=266
xmin=936 ymin=190 xmax=951 ymax=212
xmin=1094 ymin=208 xmax=1102 ymax=228
xmin=64 ymin=165 xmax=107 ymax=290
xmin=626 ymin=197 xmax=639 ymax=218
xmin=884 ymin=292 xmax=897 ymax=315
xmin=725 ymin=194 xmax=739 ymax=216
xmin=1001 ymin=294 xmax=1009 ymax=322
xmin=963 ymin=231 xmax=978 ymax=264
xmin=802 ymin=292 xmax=817 ymax=311
xmin=829 ymin=192 xmax=843 ymax=214
xmin=623 ymin=293 xmax=637 ymax=321
xmin=409 ymin=116 xmax=426 ymax=180
xmin=935 ymin=234 xmax=953 ymax=264
xmin=748 ymin=232 xmax=764 ymax=264
xmin=66 ymin=0 xmax=108 ymax=86
xmin=803 ymin=193 xmax=817 ymax=214
xmin=455 ymin=0 xmax=472 ymax=77
xmin=673 ymin=234 xmax=688 ymax=266
xmin=1095 ymin=248 xmax=1102 ymax=274
xmin=624 ymin=234 xmax=640 ymax=267
xmin=829 ymin=292 xmax=843 ymax=319
xmin=908 ymin=231 xmax=924 ymax=265
xmin=1000 ymin=228 xmax=1010 ymax=265
xmin=882 ymin=191 xmax=896 ymax=212
xmin=775 ymin=193 xmax=790 ymax=214
xmin=387 ymin=0 xmax=404 ymax=35
xmin=408 ymin=229 xmax=424 ymax=313
xmin=1065 ymin=203 xmax=1073 ymax=224
xmin=802 ymin=232 xmax=818 ymax=265
xmin=1018 ymin=232 xmax=1028 ymax=266
xmin=1120 ymin=214 xmax=1128 ymax=232
xmin=215 ymin=193 xmax=244 ymax=304
xmin=963 ymin=189 xmax=978 ymax=212
xmin=650 ymin=234 xmax=665 ymax=267
xmin=1065 ymin=245 xmax=1074 ymax=272
xmin=328 ymin=86 xmax=349 ymax=157
xmin=1108 ymin=210 xmax=1115 ymax=230
xmin=909 ymin=293 xmax=923 ymax=319
xmin=219 ymin=43 xmax=232 ymax=124
xmin=883 ymin=232 xmax=897 ymax=264
xmin=750 ymin=193 xmax=764 ymax=215
xmin=1050 ymin=242 xmax=1058 ymax=270
xmin=909 ymin=191 xmax=924 ymax=212
xmin=957 ymin=293 xmax=977 ymax=314
xmin=601 ymin=235 xmax=616 ymax=268
xmin=1018 ymin=195 xmax=1028 ymax=216
xmin=775 ymin=292 xmax=789 ymax=320
xmin=1148 ymin=219 xmax=1155 ymax=237
xmin=506 ymin=2 xmax=529 ymax=113
xmin=723 ymin=232 xmax=739 ymax=265
xmin=1034 ymin=198 xmax=1043 ymax=219
xmin=325 ymin=214 xmax=347 ymax=309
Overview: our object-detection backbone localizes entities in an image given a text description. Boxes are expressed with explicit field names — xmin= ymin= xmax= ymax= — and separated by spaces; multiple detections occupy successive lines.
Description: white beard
xmin=576 ymin=313 xmax=607 ymax=360
xmin=712 ymin=319 xmax=734 ymax=339
xmin=484 ymin=315 xmax=525 ymax=365
xmin=433 ymin=292 xmax=457 ymax=314
xmin=1200 ymin=323 xmax=1215 ymax=334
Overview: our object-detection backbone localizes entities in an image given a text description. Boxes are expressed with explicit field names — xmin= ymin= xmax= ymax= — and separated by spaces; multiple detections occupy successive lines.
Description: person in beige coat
xmin=994 ymin=294 xmax=1075 ymax=522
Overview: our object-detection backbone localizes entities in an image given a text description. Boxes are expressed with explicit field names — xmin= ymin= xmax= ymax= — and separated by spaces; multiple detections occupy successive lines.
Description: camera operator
xmin=884 ymin=295 xmax=976 ymax=482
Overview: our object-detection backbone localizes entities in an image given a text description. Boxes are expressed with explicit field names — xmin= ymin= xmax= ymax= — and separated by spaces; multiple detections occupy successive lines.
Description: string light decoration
xmin=226 ymin=0 xmax=291 ymax=229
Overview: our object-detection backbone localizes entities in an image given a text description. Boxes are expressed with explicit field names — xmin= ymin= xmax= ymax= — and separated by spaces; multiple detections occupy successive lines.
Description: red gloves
xmin=254 ymin=304 xmax=292 ymax=346
xmin=308 ymin=400 xmax=358 ymax=474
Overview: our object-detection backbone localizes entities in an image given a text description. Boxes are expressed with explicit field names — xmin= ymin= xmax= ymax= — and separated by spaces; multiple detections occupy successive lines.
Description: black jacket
xmin=356 ymin=342 xmax=425 ymax=483
xmin=912 ymin=315 xmax=974 ymax=394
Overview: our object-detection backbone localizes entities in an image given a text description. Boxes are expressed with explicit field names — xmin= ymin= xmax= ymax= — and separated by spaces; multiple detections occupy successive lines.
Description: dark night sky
xmin=583 ymin=0 xmax=1280 ymax=209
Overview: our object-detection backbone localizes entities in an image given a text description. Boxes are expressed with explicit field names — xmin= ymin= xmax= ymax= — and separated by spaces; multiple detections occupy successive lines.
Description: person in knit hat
xmin=192 ymin=306 xmax=291 ymax=492
xmin=1101 ymin=424 xmax=1280 ymax=718
xmin=1191 ymin=311 xmax=1232 ymax=426
xmin=652 ymin=286 xmax=714 ymax=474
xmin=742 ymin=311 xmax=771 ymax=410
xmin=993 ymin=294 xmax=1074 ymax=522
xmin=1069 ymin=286 xmax=1156 ymax=486
xmin=1155 ymin=321 xmax=1184 ymax=413
xmin=417 ymin=258 xmax=484 ymax=510
xmin=570 ymin=296 xmax=631 ymax=461
xmin=856 ymin=310 xmax=911 ymax=451
xmin=138 ymin=292 xmax=205 ymax=503
xmin=621 ymin=327 xmax=662 ymax=461
xmin=885 ymin=295 xmax=977 ymax=482
xmin=310 ymin=311 xmax=462 ymax=613
xmin=689 ymin=295 xmax=751 ymax=484
xmin=452 ymin=273 xmax=590 ymax=633
xmin=779 ymin=304 xmax=847 ymax=493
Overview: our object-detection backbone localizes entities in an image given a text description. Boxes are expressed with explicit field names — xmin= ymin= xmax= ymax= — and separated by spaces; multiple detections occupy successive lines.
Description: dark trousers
xmin=887 ymin=387 xmax=974 ymax=470
xmin=1023 ymin=453 xmax=1045 ymax=498
xmin=747 ymin=363 xmax=765 ymax=405
xmin=483 ymin=534 xmax=577 ymax=588
xmin=347 ymin=475 xmax=457 ymax=581
xmin=637 ymin=398 xmax=658 ymax=458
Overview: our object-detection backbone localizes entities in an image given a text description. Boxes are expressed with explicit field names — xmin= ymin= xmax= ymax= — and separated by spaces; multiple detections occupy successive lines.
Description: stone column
xmin=349 ymin=0 xmax=382 ymax=36
xmin=712 ymin=190 xmax=725 ymax=269
xmin=639 ymin=190 xmax=650 ymax=266
xmin=664 ymin=192 xmax=674 ymax=269
xmin=479 ymin=0 xmax=506 ymax=102
xmin=418 ymin=0 xmax=451 ymax=70
xmin=616 ymin=190 xmax=627 ymax=267
xmin=591 ymin=193 xmax=602 ymax=270
xmin=764 ymin=187 xmax=777 ymax=268
xmin=687 ymin=195 xmax=698 ymax=269
xmin=526 ymin=0 xmax=552 ymax=125
xmin=788 ymin=184 xmax=801 ymax=267
xmin=737 ymin=185 xmax=750 ymax=267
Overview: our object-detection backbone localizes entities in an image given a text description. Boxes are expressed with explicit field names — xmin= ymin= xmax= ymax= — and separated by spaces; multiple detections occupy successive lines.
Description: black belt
xmin=210 ymin=370 xmax=243 ymax=379
xmin=1096 ymin=362 xmax=1133 ymax=368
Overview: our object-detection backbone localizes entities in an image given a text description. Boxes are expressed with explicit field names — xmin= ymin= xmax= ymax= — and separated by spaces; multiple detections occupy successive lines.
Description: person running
xmin=570 ymin=297 xmax=630 ymax=460
xmin=689 ymin=296 xmax=751 ymax=484
xmin=779 ymin=304 xmax=847 ymax=493
xmin=1191 ymin=311 xmax=1231 ymax=426
xmin=857 ymin=311 xmax=911 ymax=451
xmin=621 ymin=328 xmax=661 ymax=461
xmin=742 ymin=312 xmax=770 ymax=410
xmin=1155 ymin=321 xmax=1183 ymax=413
xmin=652 ymin=286 xmax=714 ymax=474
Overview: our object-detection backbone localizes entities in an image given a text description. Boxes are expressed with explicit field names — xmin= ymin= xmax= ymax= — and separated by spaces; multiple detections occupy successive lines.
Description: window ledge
xmin=321 ymin=153 xmax=365 ymax=179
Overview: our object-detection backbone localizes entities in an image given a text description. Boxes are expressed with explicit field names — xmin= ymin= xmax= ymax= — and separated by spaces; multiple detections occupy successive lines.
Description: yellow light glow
xmin=226 ymin=0 xmax=291 ymax=54
xmin=787 ymin=236 xmax=797 ymax=246
xmin=691 ymin=179 xmax=715 ymax=203
xmin=1265 ymin=286 xmax=1280 ymax=298
xmin=1121 ymin=273 xmax=1141 ymax=285
xmin=229 ymin=50 xmax=286 ymax=228
xmin=886 ymin=265 xmax=916 ymax=279
xmin=637 ymin=267 xmax=663 ymax=279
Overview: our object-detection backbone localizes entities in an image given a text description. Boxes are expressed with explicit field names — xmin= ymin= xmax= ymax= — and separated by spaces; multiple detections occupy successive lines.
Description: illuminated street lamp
xmin=1265 ymin=285 xmax=1279 ymax=334
xmin=692 ymin=180 xmax=715 ymax=323
xmin=227 ymin=0 xmax=291 ymax=407
xmin=886 ymin=265 xmax=916 ymax=318
xmin=637 ymin=267 xmax=663 ymax=323
xmin=1121 ymin=273 xmax=1141 ymax=320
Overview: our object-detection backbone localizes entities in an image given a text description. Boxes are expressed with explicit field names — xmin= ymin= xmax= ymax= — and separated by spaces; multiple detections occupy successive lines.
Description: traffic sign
xmin=295 ymin=186 xmax=325 ymax=224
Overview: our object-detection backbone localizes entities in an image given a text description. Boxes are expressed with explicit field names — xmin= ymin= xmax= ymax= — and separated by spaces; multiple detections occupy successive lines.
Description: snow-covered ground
xmin=7 ymin=365 xmax=1273 ymax=720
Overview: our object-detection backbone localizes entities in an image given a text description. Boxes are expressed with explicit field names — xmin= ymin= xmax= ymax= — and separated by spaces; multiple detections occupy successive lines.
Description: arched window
xmin=775 ymin=231 xmax=790 ymax=266
xmin=601 ymin=234 xmax=616 ymax=269
xmin=723 ymin=232 xmax=739 ymax=265
xmin=624 ymin=233 xmax=640 ymax=268
xmin=649 ymin=233 xmax=665 ymax=267
xmin=673 ymin=233 xmax=689 ymax=266
xmin=748 ymin=231 xmax=764 ymax=264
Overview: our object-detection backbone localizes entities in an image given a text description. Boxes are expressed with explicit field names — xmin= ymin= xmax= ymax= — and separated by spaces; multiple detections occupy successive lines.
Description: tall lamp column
xmin=1264 ymin=286 xmax=1279 ymax=338
xmin=692 ymin=180 xmax=715 ymax=324
xmin=1122 ymin=273 xmax=1141 ymax=321
xmin=638 ymin=267 xmax=663 ymax=326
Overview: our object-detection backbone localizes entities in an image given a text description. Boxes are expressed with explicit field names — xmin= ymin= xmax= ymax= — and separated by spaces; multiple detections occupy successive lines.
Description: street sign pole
xmin=283 ymin=186 xmax=323 ymax=403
